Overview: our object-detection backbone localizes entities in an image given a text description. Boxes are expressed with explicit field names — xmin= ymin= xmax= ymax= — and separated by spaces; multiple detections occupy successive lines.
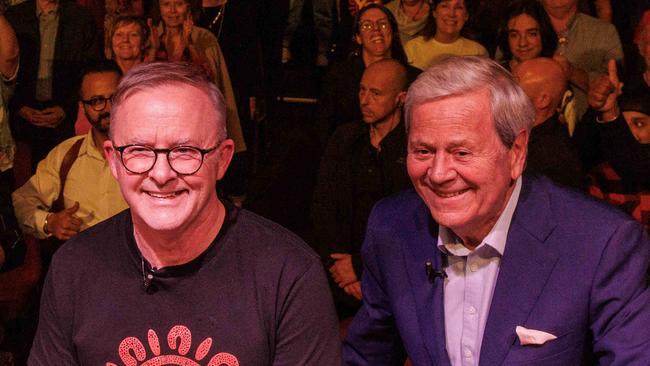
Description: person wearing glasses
xmin=27 ymin=62 xmax=341 ymax=365
xmin=12 ymin=60 xmax=127 ymax=242
xmin=316 ymin=3 xmax=420 ymax=146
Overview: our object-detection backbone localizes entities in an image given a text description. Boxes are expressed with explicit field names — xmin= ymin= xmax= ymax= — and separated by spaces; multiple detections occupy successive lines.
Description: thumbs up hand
xmin=45 ymin=201 xmax=83 ymax=240
xmin=588 ymin=59 xmax=623 ymax=118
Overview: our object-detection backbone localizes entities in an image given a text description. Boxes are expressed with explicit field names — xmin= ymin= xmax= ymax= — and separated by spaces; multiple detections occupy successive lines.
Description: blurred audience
xmin=150 ymin=0 xmax=246 ymax=154
xmin=542 ymin=0 xmax=623 ymax=121
xmin=513 ymin=57 xmax=584 ymax=189
xmin=403 ymin=0 xmax=487 ymax=71
xmin=316 ymin=3 xmax=419 ymax=146
xmin=282 ymin=0 xmax=334 ymax=66
xmin=12 ymin=61 xmax=127 ymax=247
xmin=6 ymin=0 xmax=100 ymax=171
xmin=580 ymin=60 xmax=649 ymax=232
xmin=312 ymin=59 xmax=411 ymax=318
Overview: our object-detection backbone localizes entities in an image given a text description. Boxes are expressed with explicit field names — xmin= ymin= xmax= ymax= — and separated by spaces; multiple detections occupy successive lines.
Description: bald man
xmin=311 ymin=59 xmax=412 ymax=318
xmin=513 ymin=58 xmax=585 ymax=189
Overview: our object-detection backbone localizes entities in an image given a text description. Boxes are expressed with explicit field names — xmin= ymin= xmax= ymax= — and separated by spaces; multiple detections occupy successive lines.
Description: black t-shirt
xmin=29 ymin=206 xmax=341 ymax=365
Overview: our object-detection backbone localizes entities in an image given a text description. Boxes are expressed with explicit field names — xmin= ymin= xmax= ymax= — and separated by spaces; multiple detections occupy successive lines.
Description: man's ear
xmin=508 ymin=129 xmax=529 ymax=180
xmin=396 ymin=91 xmax=406 ymax=107
xmin=355 ymin=33 xmax=362 ymax=45
xmin=215 ymin=139 xmax=235 ymax=181
xmin=536 ymin=93 xmax=551 ymax=110
xmin=103 ymin=140 xmax=120 ymax=179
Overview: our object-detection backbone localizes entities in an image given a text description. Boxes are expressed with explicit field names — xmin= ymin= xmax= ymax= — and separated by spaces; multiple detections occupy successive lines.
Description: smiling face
xmin=159 ymin=0 xmax=190 ymax=28
xmin=112 ymin=22 xmax=145 ymax=61
xmin=507 ymin=13 xmax=543 ymax=62
xmin=105 ymin=84 xmax=234 ymax=234
xmin=433 ymin=0 xmax=468 ymax=43
xmin=355 ymin=8 xmax=393 ymax=60
xmin=406 ymin=90 xmax=527 ymax=246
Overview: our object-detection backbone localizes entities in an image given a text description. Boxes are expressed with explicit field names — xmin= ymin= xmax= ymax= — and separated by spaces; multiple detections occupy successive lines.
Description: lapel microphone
xmin=425 ymin=261 xmax=448 ymax=283
xmin=141 ymin=256 xmax=158 ymax=294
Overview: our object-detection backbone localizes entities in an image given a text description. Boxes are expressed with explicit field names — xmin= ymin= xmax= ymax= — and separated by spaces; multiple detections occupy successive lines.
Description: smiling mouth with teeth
xmin=146 ymin=191 xmax=182 ymax=199
xmin=435 ymin=188 xmax=470 ymax=198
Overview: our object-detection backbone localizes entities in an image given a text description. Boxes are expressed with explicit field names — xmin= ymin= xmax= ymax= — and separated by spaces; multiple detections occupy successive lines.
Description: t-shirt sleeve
xmin=273 ymin=260 xmax=341 ymax=365
xmin=28 ymin=254 xmax=79 ymax=365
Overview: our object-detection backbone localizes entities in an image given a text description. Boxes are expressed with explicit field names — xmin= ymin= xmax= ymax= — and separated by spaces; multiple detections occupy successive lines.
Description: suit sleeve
xmin=342 ymin=212 xmax=407 ymax=365
xmin=590 ymin=220 xmax=650 ymax=364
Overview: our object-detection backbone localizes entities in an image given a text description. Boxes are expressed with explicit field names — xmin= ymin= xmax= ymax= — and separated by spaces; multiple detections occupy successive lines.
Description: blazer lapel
xmin=479 ymin=176 xmax=560 ymax=366
xmin=402 ymin=209 xmax=451 ymax=366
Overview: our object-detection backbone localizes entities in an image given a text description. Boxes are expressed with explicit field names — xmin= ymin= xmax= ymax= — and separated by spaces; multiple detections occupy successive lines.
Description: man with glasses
xmin=28 ymin=62 xmax=341 ymax=365
xmin=12 ymin=60 xmax=127 ymax=242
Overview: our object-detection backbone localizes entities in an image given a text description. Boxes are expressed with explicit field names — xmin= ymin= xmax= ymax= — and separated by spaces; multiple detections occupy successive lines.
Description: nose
xmin=147 ymin=151 xmax=177 ymax=186
xmin=359 ymin=90 xmax=369 ymax=105
xmin=427 ymin=153 xmax=456 ymax=184
xmin=519 ymin=34 xmax=528 ymax=47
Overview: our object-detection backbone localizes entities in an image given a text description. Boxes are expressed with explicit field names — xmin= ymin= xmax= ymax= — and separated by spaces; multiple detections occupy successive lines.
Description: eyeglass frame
xmin=112 ymin=143 xmax=220 ymax=175
xmin=81 ymin=94 xmax=114 ymax=112
xmin=358 ymin=19 xmax=391 ymax=33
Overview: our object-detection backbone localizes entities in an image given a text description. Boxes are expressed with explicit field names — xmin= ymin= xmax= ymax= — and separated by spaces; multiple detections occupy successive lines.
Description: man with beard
xmin=12 ymin=61 xmax=128 ymax=241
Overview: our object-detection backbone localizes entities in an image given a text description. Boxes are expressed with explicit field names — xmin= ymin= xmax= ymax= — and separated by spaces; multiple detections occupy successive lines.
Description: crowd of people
xmin=0 ymin=0 xmax=648 ymax=364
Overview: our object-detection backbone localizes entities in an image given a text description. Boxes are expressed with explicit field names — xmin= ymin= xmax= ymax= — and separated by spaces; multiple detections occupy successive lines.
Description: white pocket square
xmin=515 ymin=326 xmax=557 ymax=346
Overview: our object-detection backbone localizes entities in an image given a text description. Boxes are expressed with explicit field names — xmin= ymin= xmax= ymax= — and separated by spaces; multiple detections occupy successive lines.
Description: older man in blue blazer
xmin=343 ymin=56 xmax=650 ymax=365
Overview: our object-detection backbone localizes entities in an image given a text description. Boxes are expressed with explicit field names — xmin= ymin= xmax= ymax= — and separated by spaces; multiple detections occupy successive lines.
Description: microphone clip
xmin=425 ymin=261 xmax=447 ymax=283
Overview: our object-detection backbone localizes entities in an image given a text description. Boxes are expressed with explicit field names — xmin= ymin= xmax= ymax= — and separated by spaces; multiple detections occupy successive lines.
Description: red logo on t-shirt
xmin=106 ymin=325 xmax=239 ymax=366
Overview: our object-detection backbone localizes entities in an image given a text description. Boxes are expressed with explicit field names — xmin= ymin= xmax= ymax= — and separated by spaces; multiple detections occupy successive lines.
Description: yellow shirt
xmin=12 ymin=131 xmax=128 ymax=239
xmin=404 ymin=36 xmax=488 ymax=70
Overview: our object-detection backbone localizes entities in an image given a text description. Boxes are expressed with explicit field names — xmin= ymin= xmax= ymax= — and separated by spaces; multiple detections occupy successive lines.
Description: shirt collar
xmin=437 ymin=177 xmax=523 ymax=257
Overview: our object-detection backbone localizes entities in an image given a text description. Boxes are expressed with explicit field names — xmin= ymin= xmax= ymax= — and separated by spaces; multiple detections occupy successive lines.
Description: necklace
xmin=400 ymin=0 xmax=425 ymax=21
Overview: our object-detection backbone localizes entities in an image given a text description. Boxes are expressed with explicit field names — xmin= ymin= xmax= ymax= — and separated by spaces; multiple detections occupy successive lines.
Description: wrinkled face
xmin=105 ymin=84 xmax=234 ymax=234
xmin=359 ymin=68 xmax=404 ymax=124
xmin=160 ymin=0 xmax=190 ymax=28
xmin=112 ymin=22 xmax=144 ymax=61
xmin=623 ymin=111 xmax=650 ymax=144
xmin=508 ymin=14 xmax=543 ymax=62
xmin=433 ymin=0 xmax=468 ymax=40
xmin=356 ymin=8 xmax=393 ymax=59
xmin=406 ymin=90 xmax=527 ymax=244
xmin=80 ymin=72 xmax=120 ymax=135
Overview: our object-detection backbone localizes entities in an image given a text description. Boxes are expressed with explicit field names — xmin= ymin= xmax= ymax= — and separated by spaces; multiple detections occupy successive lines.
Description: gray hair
xmin=110 ymin=62 xmax=227 ymax=141
xmin=404 ymin=56 xmax=535 ymax=148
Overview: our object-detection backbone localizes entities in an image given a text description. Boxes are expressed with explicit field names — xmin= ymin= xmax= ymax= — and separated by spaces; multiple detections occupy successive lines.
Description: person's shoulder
xmin=368 ymin=189 xmax=428 ymax=231
xmin=574 ymin=13 xmax=618 ymax=35
xmin=230 ymin=209 xmax=319 ymax=263
xmin=330 ymin=121 xmax=366 ymax=142
xmin=521 ymin=174 xmax=642 ymax=237
xmin=50 ymin=210 xmax=131 ymax=270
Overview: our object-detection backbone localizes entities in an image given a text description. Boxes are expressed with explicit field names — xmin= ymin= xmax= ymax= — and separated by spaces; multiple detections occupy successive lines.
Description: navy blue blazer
xmin=343 ymin=174 xmax=650 ymax=365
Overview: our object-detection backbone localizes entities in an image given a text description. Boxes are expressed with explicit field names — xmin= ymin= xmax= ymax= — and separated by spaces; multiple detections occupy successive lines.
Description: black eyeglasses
xmin=81 ymin=95 xmax=114 ymax=111
xmin=113 ymin=144 xmax=220 ymax=175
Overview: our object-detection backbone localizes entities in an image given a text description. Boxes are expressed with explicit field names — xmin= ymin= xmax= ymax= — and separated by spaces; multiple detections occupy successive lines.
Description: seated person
xmin=513 ymin=57 xmax=584 ymax=189
xmin=312 ymin=59 xmax=412 ymax=318
xmin=12 ymin=61 xmax=128 ymax=242
xmin=404 ymin=0 xmax=488 ymax=71
xmin=316 ymin=3 xmax=420 ymax=146
xmin=581 ymin=61 xmax=650 ymax=232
